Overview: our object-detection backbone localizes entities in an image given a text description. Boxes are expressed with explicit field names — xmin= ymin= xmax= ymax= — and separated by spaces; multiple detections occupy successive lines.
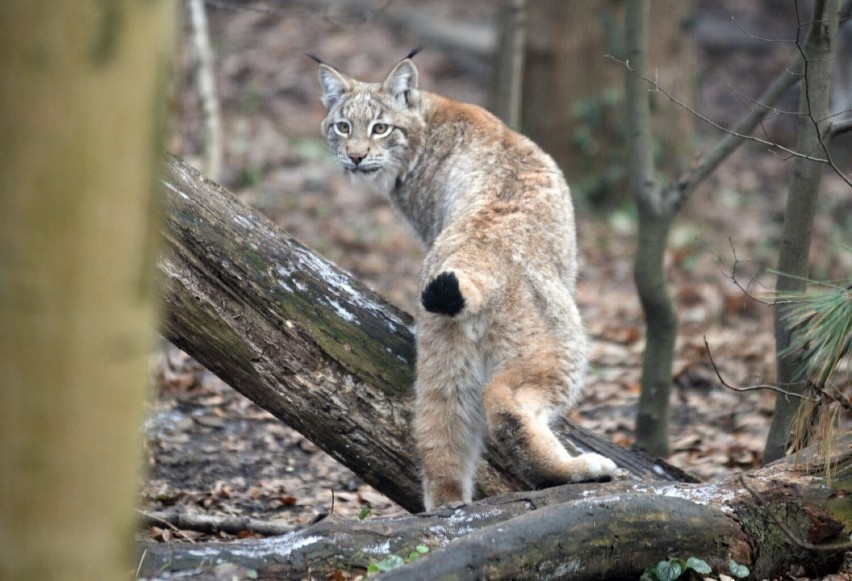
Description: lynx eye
xmin=333 ymin=121 xmax=351 ymax=136
xmin=370 ymin=122 xmax=392 ymax=137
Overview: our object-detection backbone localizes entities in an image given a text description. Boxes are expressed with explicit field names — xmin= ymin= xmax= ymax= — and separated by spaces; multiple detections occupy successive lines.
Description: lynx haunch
xmin=315 ymin=53 xmax=618 ymax=511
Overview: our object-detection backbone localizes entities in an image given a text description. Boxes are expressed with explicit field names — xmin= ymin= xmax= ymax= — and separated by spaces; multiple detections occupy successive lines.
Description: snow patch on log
xmin=185 ymin=533 xmax=324 ymax=561
xmin=361 ymin=538 xmax=392 ymax=555
xmin=631 ymin=482 xmax=739 ymax=513
xmin=548 ymin=559 xmax=583 ymax=578
xmin=294 ymin=250 xmax=413 ymax=335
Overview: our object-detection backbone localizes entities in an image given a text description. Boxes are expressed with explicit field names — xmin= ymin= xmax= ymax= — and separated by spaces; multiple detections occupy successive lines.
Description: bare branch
xmin=139 ymin=509 xmax=297 ymax=537
xmin=701 ymin=238 xmax=775 ymax=305
xmin=731 ymin=16 xmax=797 ymax=44
xmin=704 ymin=337 xmax=852 ymax=413
xmin=703 ymin=336 xmax=820 ymax=402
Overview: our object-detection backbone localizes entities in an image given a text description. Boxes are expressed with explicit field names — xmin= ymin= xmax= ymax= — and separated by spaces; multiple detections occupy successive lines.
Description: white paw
xmin=579 ymin=453 xmax=618 ymax=480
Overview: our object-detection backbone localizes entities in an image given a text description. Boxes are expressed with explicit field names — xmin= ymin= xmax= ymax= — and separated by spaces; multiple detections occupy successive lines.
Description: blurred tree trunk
xmin=765 ymin=0 xmax=841 ymax=463
xmin=522 ymin=0 xmax=695 ymax=206
xmin=491 ymin=0 xmax=527 ymax=130
xmin=0 ymin=2 xmax=174 ymax=580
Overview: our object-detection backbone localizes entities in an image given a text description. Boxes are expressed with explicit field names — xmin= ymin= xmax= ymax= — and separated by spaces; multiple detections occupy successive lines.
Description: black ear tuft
xmin=421 ymin=271 xmax=465 ymax=317
xmin=405 ymin=46 xmax=424 ymax=60
xmin=305 ymin=52 xmax=325 ymax=65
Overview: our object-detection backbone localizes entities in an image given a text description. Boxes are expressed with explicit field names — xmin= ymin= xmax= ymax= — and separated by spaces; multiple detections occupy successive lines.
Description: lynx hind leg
xmin=483 ymin=364 xmax=618 ymax=488
xmin=414 ymin=336 xmax=486 ymax=511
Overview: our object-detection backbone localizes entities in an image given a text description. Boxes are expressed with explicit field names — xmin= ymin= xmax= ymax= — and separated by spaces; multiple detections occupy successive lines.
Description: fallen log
xmin=137 ymin=437 xmax=851 ymax=579
xmin=157 ymin=156 xmax=692 ymax=514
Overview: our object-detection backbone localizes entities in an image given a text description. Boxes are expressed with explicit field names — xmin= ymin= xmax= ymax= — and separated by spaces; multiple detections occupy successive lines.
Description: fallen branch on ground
xmin=137 ymin=438 xmax=852 ymax=579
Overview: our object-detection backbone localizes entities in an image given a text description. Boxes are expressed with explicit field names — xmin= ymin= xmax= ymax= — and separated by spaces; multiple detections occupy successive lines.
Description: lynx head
xmin=314 ymin=54 xmax=425 ymax=194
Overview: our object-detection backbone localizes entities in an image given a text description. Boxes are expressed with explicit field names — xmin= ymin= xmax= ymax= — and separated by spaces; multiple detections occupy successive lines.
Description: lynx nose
xmin=348 ymin=153 xmax=366 ymax=166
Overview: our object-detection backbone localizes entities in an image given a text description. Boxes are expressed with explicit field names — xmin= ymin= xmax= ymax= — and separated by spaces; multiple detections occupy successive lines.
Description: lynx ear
xmin=382 ymin=59 xmax=419 ymax=107
xmin=317 ymin=64 xmax=352 ymax=109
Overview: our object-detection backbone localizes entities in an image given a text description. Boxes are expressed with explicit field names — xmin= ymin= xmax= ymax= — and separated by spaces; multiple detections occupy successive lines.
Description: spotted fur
xmin=315 ymin=56 xmax=618 ymax=511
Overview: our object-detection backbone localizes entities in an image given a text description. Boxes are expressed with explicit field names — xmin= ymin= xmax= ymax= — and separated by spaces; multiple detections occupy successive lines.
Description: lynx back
xmin=315 ymin=55 xmax=617 ymax=511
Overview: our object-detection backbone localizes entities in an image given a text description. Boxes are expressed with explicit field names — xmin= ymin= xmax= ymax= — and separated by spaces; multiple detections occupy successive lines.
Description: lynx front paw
xmin=577 ymin=453 xmax=618 ymax=481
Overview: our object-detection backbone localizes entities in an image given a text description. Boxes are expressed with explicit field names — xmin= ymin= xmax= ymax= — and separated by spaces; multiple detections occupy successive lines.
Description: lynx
xmin=314 ymin=52 xmax=618 ymax=510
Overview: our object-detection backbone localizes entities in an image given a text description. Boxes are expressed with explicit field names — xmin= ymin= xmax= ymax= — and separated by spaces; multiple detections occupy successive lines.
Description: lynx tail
xmin=421 ymin=271 xmax=465 ymax=316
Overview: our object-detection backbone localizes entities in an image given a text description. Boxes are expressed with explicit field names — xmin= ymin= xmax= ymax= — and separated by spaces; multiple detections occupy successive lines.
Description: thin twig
xmin=135 ymin=547 xmax=148 ymax=578
xmin=607 ymin=54 xmax=830 ymax=166
xmin=739 ymin=474 xmax=852 ymax=552
xmin=139 ymin=510 xmax=296 ymax=537
xmin=704 ymin=336 xmax=852 ymax=412
xmin=731 ymin=16 xmax=797 ymax=43
xmin=703 ymin=336 xmax=821 ymax=402
xmin=136 ymin=509 xmax=199 ymax=542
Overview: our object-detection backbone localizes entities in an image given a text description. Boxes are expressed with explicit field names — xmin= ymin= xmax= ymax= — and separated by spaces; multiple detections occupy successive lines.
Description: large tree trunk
xmin=157 ymin=156 xmax=692 ymax=515
xmin=137 ymin=437 xmax=852 ymax=579
xmin=0 ymin=2 xmax=174 ymax=579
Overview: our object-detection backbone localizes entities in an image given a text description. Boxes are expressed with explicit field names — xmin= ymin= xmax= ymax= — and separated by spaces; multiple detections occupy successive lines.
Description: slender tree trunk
xmin=633 ymin=208 xmax=678 ymax=456
xmin=0 ymin=3 xmax=174 ymax=579
xmin=765 ymin=0 xmax=841 ymax=463
xmin=624 ymin=0 xmax=678 ymax=457
xmin=491 ymin=0 xmax=527 ymax=130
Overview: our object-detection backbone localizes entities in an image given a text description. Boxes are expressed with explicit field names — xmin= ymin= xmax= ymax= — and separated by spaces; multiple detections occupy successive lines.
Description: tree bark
xmin=137 ymin=437 xmax=852 ymax=580
xmin=157 ymin=156 xmax=692 ymax=515
xmin=0 ymin=2 xmax=174 ymax=579
xmin=765 ymin=0 xmax=841 ymax=463
xmin=624 ymin=0 xmax=678 ymax=458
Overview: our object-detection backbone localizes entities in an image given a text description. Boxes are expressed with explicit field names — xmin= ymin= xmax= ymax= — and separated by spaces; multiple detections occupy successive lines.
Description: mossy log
xmin=137 ymin=438 xmax=851 ymax=579
xmin=157 ymin=155 xmax=692 ymax=514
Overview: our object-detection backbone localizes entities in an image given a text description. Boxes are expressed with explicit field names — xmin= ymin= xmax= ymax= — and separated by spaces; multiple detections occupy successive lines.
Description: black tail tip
xmin=421 ymin=271 xmax=465 ymax=316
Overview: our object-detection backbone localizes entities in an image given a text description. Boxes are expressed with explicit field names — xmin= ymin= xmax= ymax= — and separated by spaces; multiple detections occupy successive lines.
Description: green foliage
xmin=685 ymin=557 xmax=712 ymax=575
xmin=728 ymin=559 xmax=749 ymax=579
xmin=777 ymin=281 xmax=852 ymax=388
xmin=358 ymin=507 xmax=372 ymax=520
xmin=640 ymin=556 xmax=745 ymax=580
xmin=365 ymin=545 xmax=429 ymax=576
xmin=367 ymin=554 xmax=404 ymax=574
xmin=773 ymin=274 xmax=851 ymax=471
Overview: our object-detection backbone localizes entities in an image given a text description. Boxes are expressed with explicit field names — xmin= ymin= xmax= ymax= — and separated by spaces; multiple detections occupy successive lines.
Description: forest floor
xmin=139 ymin=1 xmax=851 ymax=577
